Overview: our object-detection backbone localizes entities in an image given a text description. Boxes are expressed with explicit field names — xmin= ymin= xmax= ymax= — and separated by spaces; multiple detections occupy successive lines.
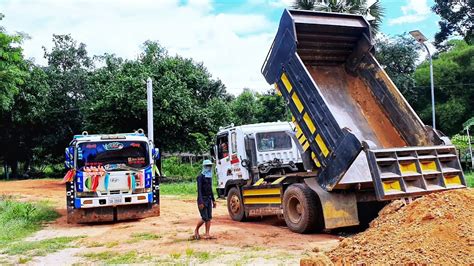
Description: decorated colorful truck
xmin=64 ymin=130 xmax=160 ymax=223
xmin=64 ymin=78 xmax=159 ymax=223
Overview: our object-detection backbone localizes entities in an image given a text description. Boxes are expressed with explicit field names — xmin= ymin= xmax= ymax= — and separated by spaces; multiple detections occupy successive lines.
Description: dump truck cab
xmin=214 ymin=122 xmax=304 ymax=197
xmin=64 ymin=130 xmax=160 ymax=223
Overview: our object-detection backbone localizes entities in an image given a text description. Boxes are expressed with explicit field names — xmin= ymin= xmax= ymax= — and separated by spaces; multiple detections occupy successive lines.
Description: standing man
xmin=194 ymin=159 xmax=216 ymax=240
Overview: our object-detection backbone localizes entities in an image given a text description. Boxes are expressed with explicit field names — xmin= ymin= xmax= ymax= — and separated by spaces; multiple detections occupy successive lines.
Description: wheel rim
xmin=229 ymin=194 xmax=241 ymax=214
xmin=287 ymin=195 xmax=302 ymax=224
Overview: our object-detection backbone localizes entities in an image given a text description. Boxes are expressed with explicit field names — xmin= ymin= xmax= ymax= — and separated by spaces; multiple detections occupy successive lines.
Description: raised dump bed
xmin=262 ymin=9 xmax=466 ymax=200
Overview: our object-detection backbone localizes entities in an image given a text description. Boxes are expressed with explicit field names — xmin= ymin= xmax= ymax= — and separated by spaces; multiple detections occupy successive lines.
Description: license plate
xmin=109 ymin=195 xmax=122 ymax=205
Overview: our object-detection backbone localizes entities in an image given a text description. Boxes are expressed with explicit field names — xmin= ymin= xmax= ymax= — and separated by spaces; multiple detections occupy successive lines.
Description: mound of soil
xmin=327 ymin=189 xmax=474 ymax=265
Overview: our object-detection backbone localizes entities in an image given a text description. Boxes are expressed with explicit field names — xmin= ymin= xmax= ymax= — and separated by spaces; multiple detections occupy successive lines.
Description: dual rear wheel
xmin=226 ymin=183 xmax=323 ymax=233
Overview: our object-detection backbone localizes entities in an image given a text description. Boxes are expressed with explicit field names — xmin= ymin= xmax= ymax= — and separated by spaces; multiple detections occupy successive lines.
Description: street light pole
xmin=410 ymin=30 xmax=436 ymax=130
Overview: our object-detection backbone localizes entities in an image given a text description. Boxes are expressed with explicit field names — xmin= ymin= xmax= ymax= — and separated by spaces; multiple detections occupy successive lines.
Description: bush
xmin=162 ymin=157 xmax=201 ymax=182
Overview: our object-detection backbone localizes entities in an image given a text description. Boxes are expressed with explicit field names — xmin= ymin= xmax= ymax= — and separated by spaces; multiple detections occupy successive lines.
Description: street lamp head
xmin=410 ymin=30 xmax=428 ymax=43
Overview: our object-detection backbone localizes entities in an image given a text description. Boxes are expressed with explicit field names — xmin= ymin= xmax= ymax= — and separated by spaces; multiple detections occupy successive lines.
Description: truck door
xmin=230 ymin=130 xmax=248 ymax=180
xmin=216 ymin=133 xmax=232 ymax=187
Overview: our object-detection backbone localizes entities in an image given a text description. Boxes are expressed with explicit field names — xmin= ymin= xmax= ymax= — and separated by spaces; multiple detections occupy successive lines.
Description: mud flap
xmin=117 ymin=203 xmax=160 ymax=220
xmin=67 ymin=204 xmax=160 ymax=223
xmin=304 ymin=178 xmax=359 ymax=229
xmin=67 ymin=206 xmax=115 ymax=223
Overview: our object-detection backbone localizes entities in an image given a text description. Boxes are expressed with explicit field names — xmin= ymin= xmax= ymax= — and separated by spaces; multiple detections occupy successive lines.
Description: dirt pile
xmin=328 ymin=189 xmax=474 ymax=265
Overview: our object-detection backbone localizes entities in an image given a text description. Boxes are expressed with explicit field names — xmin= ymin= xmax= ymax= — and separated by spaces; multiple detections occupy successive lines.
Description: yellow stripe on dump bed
xmin=295 ymin=123 xmax=303 ymax=139
xmin=243 ymin=188 xmax=280 ymax=196
xmin=311 ymin=152 xmax=321 ymax=168
xmin=444 ymin=175 xmax=461 ymax=185
xmin=298 ymin=135 xmax=310 ymax=151
xmin=281 ymin=73 xmax=292 ymax=92
xmin=302 ymin=141 xmax=310 ymax=151
xmin=382 ymin=180 xmax=401 ymax=192
xmin=243 ymin=197 xmax=281 ymax=205
xmin=274 ymin=83 xmax=281 ymax=96
xmin=292 ymin=92 xmax=304 ymax=113
xmin=420 ymin=161 xmax=437 ymax=172
xmin=315 ymin=134 xmax=329 ymax=157
xmin=399 ymin=162 xmax=417 ymax=174
xmin=303 ymin=113 xmax=316 ymax=134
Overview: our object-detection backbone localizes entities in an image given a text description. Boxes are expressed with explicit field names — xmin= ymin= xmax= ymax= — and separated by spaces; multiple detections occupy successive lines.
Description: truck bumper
xmin=67 ymin=203 xmax=160 ymax=223
xmin=74 ymin=192 xmax=152 ymax=209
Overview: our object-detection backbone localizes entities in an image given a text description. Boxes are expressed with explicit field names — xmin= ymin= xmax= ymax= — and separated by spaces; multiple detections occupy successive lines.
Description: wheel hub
xmin=230 ymin=194 xmax=240 ymax=214
xmin=287 ymin=196 xmax=302 ymax=224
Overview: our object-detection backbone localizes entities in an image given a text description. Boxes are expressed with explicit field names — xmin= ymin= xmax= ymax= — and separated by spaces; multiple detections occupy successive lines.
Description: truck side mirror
xmin=210 ymin=145 xmax=216 ymax=158
xmin=152 ymin=148 xmax=160 ymax=160
xmin=64 ymin=147 xmax=74 ymax=169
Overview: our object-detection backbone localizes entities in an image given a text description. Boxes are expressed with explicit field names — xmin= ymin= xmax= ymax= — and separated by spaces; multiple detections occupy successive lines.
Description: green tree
xmin=375 ymin=34 xmax=421 ymax=103
xmin=231 ymin=89 xmax=258 ymax=126
xmin=40 ymin=34 xmax=92 ymax=164
xmin=256 ymin=89 xmax=289 ymax=123
xmin=432 ymin=0 xmax=473 ymax=48
xmin=292 ymin=0 xmax=384 ymax=34
xmin=414 ymin=40 xmax=473 ymax=136
xmin=0 ymin=64 xmax=50 ymax=177
xmin=0 ymin=13 xmax=28 ymax=112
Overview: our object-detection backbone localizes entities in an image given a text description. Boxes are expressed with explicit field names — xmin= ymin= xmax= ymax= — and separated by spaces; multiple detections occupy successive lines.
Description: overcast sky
xmin=1 ymin=0 xmax=440 ymax=95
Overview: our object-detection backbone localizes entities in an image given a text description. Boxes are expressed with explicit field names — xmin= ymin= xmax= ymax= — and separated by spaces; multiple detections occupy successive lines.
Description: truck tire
xmin=227 ymin=187 xmax=246 ymax=221
xmin=283 ymin=183 xmax=321 ymax=233
xmin=65 ymin=181 xmax=74 ymax=207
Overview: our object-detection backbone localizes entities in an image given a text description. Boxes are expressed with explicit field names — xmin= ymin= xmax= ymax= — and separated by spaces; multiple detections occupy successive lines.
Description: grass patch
xmin=0 ymin=198 xmax=59 ymax=245
xmin=85 ymin=241 xmax=104 ymax=248
xmin=160 ymin=182 xmax=196 ymax=196
xmin=465 ymin=171 xmax=474 ymax=187
xmin=126 ymin=232 xmax=161 ymax=243
xmin=184 ymin=248 xmax=217 ymax=262
xmin=83 ymin=251 xmax=151 ymax=264
xmin=2 ymin=236 xmax=83 ymax=256
xmin=105 ymin=241 xmax=119 ymax=248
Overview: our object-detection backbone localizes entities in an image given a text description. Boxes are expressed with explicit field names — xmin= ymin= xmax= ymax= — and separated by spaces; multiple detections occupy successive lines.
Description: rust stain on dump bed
xmin=308 ymin=66 xmax=406 ymax=148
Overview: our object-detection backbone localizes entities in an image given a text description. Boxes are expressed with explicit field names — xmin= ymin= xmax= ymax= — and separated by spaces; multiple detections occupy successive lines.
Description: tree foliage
xmin=0 ymin=13 xmax=28 ymax=112
xmin=375 ymin=34 xmax=421 ymax=103
xmin=432 ymin=0 xmax=473 ymax=48
xmin=0 ymin=32 xmax=287 ymax=178
xmin=413 ymin=40 xmax=474 ymax=136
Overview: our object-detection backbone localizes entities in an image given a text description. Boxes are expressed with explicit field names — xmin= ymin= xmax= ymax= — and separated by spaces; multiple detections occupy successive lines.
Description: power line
xmin=410 ymin=83 xmax=474 ymax=88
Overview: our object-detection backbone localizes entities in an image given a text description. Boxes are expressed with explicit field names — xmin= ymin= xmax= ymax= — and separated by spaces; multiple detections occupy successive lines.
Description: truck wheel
xmin=283 ymin=183 xmax=321 ymax=233
xmin=65 ymin=181 xmax=74 ymax=207
xmin=227 ymin=187 xmax=246 ymax=221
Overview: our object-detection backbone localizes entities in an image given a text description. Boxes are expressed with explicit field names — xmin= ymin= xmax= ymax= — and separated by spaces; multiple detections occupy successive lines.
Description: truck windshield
xmin=256 ymin=132 xmax=292 ymax=152
xmin=76 ymin=141 xmax=149 ymax=171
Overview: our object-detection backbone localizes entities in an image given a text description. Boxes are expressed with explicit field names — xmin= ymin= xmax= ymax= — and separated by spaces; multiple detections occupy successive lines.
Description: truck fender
xmin=224 ymin=179 xmax=248 ymax=197
xmin=304 ymin=178 xmax=359 ymax=229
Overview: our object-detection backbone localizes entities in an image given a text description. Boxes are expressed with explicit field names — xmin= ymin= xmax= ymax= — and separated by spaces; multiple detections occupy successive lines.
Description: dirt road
xmin=0 ymin=179 xmax=339 ymax=265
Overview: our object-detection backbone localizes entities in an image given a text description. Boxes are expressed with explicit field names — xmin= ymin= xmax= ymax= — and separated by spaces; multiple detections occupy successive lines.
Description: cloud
xmin=388 ymin=0 xmax=430 ymax=25
xmin=0 ymin=0 xmax=278 ymax=94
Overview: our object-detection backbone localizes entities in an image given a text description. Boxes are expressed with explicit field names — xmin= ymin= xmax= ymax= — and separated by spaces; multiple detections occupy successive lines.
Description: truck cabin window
xmin=217 ymin=135 xmax=229 ymax=159
xmin=76 ymin=141 xmax=149 ymax=171
xmin=256 ymin=132 xmax=292 ymax=152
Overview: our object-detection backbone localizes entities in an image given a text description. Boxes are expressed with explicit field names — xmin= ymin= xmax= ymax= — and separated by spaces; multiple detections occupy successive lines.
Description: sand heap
xmin=327 ymin=189 xmax=474 ymax=265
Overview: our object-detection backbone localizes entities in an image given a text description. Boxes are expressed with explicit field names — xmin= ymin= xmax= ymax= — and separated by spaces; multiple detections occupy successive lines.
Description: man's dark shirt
xmin=197 ymin=174 xmax=215 ymax=204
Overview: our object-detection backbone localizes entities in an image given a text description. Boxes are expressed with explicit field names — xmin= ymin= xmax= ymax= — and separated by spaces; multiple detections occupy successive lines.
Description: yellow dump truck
xmin=217 ymin=10 xmax=466 ymax=233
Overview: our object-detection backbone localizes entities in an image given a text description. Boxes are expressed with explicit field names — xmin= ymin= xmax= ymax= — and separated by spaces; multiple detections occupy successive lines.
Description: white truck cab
xmin=213 ymin=122 xmax=304 ymax=197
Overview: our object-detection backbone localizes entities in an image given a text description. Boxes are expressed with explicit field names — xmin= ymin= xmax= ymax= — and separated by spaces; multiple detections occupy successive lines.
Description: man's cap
xmin=202 ymin=159 xmax=213 ymax=166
